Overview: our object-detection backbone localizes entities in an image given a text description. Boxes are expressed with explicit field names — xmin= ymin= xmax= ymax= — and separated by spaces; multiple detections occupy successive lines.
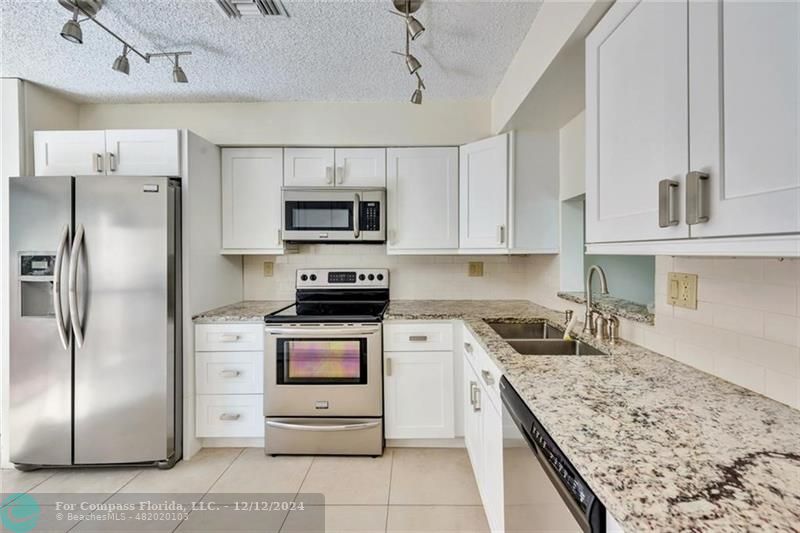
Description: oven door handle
xmin=265 ymin=327 xmax=379 ymax=336
xmin=266 ymin=420 xmax=381 ymax=432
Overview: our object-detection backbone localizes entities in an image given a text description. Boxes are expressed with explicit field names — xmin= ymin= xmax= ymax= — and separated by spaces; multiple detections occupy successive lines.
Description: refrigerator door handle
xmin=53 ymin=224 xmax=71 ymax=351
xmin=68 ymin=224 xmax=85 ymax=348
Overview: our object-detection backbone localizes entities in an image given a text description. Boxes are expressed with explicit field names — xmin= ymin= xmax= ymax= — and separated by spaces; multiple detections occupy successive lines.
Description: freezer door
xmin=72 ymin=175 xmax=178 ymax=464
xmin=9 ymin=176 xmax=73 ymax=466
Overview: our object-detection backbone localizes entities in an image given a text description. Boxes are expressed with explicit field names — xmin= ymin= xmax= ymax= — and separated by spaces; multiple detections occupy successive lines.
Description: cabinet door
xmin=459 ymin=134 xmax=509 ymax=250
xmin=34 ymin=130 xmax=106 ymax=176
xmin=105 ymin=129 xmax=181 ymax=176
xmin=387 ymin=147 xmax=459 ymax=252
xmin=334 ymin=148 xmax=386 ymax=187
xmin=384 ymin=351 xmax=455 ymax=439
xmin=585 ymin=0 xmax=689 ymax=243
xmin=284 ymin=148 xmax=335 ymax=187
xmin=221 ymin=148 xmax=284 ymax=252
xmin=482 ymin=401 xmax=504 ymax=532
xmin=688 ymin=0 xmax=800 ymax=237
xmin=463 ymin=357 xmax=483 ymax=487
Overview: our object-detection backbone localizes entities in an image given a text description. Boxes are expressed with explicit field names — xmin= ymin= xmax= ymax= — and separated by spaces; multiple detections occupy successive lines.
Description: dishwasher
xmin=501 ymin=376 xmax=607 ymax=533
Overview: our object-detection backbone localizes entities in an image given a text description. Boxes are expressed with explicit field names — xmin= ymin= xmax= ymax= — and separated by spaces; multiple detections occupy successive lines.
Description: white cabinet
xmin=34 ymin=130 xmax=106 ymax=176
xmin=585 ymin=0 xmax=689 ymax=244
xmin=195 ymin=323 xmax=264 ymax=439
xmin=383 ymin=322 xmax=455 ymax=440
xmin=387 ymin=147 xmax=459 ymax=253
xmin=283 ymin=148 xmax=335 ymax=187
xmin=463 ymin=355 xmax=483 ymax=483
xmin=34 ymin=129 xmax=181 ymax=177
xmin=334 ymin=148 xmax=386 ymax=187
xmin=384 ymin=351 xmax=455 ymax=439
xmin=104 ymin=129 xmax=181 ymax=176
xmin=688 ymin=0 xmax=800 ymax=238
xmin=283 ymin=148 xmax=386 ymax=187
xmin=459 ymin=134 xmax=509 ymax=251
xmin=221 ymin=148 xmax=284 ymax=253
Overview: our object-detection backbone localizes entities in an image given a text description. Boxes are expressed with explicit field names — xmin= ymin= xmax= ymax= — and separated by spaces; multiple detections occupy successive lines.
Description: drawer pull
xmin=220 ymin=369 xmax=242 ymax=378
xmin=408 ymin=335 xmax=428 ymax=342
xmin=464 ymin=342 xmax=473 ymax=354
xmin=219 ymin=413 xmax=241 ymax=421
xmin=385 ymin=357 xmax=392 ymax=377
xmin=481 ymin=369 xmax=495 ymax=386
xmin=219 ymin=334 xmax=241 ymax=342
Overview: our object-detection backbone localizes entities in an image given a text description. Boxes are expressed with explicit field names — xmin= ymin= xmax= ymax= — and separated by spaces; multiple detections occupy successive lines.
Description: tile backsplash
xmin=621 ymin=257 xmax=800 ymax=409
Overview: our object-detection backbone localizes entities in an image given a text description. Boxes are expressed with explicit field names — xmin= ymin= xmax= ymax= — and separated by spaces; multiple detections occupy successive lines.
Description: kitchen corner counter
xmin=192 ymin=300 xmax=292 ymax=323
xmin=385 ymin=300 xmax=800 ymax=532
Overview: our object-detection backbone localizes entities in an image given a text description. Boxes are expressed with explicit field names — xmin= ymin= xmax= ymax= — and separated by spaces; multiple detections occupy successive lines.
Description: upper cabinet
xmin=283 ymin=148 xmax=386 ymax=188
xmin=586 ymin=1 xmax=800 ymax=255
xmin=34 ymin=129 xmax=181 ymax=177
xmin=221 ymin=148 xmax=284 ymax=254
xmin=585 ymin=0 xmax=689 ymax=243
xmin=688 ymin=0 xmax=799 ymax=238
xmin=459 ymin=134 xmax=509 ymax=251
xmin=387 ymin=147 xmax=459 ymax=253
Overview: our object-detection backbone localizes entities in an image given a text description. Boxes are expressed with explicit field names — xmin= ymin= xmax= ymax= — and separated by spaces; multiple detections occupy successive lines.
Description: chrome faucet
xmin=583 ymin=265 xmax=609 ymax=335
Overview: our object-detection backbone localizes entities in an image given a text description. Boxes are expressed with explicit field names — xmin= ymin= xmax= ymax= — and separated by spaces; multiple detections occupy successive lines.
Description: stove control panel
xmin=296 ymin=269 xmax=389 ymax=289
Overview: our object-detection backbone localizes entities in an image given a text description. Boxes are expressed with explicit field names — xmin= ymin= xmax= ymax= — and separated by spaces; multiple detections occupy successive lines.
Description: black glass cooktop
xmin=264 ymin=301 xmax=389 ymax=324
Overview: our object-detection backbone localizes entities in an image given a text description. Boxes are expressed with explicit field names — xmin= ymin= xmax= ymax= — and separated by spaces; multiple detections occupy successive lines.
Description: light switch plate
xmin=263 ymin=261 xmax=274 ymax=277
xmin=468 ymin=262 xmax=484 ymax=277
xmin=667 ymin=272 xmax=698 ymax=309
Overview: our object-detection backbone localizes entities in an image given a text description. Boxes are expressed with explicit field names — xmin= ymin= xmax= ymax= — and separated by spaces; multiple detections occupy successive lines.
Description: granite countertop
xmin=557 ymin=291 xmax=655 ymax=325
xmin=192 ymin=300 xmax=292 ymax=323
xmin=386 ymin=300 xmax=800 ymax=532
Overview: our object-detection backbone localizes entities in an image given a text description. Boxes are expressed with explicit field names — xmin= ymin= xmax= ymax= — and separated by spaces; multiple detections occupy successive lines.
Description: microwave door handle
xmin=353 ymin=193 xmax=360 ymax=239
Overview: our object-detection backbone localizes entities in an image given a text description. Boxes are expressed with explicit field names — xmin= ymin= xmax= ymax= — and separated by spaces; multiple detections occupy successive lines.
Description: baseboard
xmin=198 ymin=437 xmax=264 ymax=449
xmin=386 ymin=437 xmax=465 ymax=448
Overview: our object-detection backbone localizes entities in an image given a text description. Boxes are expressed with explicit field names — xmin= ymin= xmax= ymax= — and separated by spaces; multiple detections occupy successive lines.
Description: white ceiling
xmin=0 ymin=0 xmax=542 ymax=104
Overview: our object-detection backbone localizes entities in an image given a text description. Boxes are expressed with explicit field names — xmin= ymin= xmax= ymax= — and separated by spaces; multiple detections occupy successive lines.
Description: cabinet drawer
xmin=462 ymin=327 xmax=502 ymax=410
xmin=196 ymin=352 xmax=263 ymax=394
xmin=196 ymin=394 xmax=263 ymax=438
xmin=384 ymin=322 xmax=453 ymax=352
xmin=195 ymin=324 xmax=264 ymax=352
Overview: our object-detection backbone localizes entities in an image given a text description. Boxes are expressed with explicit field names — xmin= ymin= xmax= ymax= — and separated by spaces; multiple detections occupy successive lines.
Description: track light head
xmin=60 ymin=8 xmax=82 ymax=44
xmin=405 ymin=53 xmax=421 ymax=75
xmin=411 ymin=87 xmax=423 ymax=105
xmin=172 ymin=55 xmax=188 ymax=83
xmin=407 ymin=16 xmax=425 ymax=40
xmin=112 ymin=44 xmax=130 ymax=75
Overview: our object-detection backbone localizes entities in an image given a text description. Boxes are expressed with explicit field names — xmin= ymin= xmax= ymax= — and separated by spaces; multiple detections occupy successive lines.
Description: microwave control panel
xmin=360 ymin=202 xmax=381 ymax=231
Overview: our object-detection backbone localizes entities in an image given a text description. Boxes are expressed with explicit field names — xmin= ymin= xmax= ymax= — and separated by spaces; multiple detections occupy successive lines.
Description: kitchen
xmin=1 ymin=0 xmax=799 ymax=532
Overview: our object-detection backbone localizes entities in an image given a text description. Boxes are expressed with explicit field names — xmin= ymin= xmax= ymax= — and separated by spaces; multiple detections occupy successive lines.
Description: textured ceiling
xmin=0 ymin=0 xmax=542 ymax=103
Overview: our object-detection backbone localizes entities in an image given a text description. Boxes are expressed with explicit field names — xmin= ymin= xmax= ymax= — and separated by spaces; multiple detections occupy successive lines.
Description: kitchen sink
xmin=487 ymin=321 xmax=565 ymax=340
xmin=507 ymin=339 xmax=607 ymax=356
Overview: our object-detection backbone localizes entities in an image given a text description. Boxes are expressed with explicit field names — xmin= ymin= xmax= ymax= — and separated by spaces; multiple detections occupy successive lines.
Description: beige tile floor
xmin=0 ymin=447 xmax=489 ymax=533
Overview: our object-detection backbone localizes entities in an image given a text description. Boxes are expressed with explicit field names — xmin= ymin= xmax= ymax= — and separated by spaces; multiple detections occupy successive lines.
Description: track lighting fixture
xmin=390 ymin=0 xmax=426 ymax=104
xmin=172 ymin=55 xmax=188 ymax=83
xmin=60 ymin=6 xmax=82 ymax=44
xmin=57 ymin=0 xmax=191 ymax=85
xmin=112 ymin=44 xmax=130 ymax=75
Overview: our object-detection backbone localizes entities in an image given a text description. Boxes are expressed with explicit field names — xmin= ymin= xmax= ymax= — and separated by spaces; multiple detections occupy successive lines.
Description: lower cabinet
xmin=196 ymin=394 xmax=263 ymax=438
xmin=384 ymin=350 xmax=455 ymax=439
xmin=464 ymin=348 xmax=504 ymax=532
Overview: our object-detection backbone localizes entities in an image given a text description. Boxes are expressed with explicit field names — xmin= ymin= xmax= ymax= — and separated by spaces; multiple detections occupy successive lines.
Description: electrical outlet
xmin=667 ymin=272 xmax=698 ymax=309
xmin=468 ymin=262 xmax=484 ymax=277
xmin=263 ymin=261 xmax=274 ymax=277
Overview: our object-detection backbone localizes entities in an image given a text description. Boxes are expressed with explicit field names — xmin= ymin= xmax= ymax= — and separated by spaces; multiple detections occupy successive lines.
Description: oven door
xmin=264 ymin=324 xmax=383 ymax=417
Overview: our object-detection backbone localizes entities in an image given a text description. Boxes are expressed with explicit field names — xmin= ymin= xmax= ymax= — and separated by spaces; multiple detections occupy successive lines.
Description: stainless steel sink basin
xmin=487 ymin=322 xmax=565 ymax=340
xmin=507 ymin=339 xmax=607 ymax=356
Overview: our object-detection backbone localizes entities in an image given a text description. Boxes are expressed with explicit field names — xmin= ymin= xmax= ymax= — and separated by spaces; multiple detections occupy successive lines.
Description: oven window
xmin=285 ymin=201 xmax=354 ymax=231
xmin=277 ymin=338 xmax=367 ymax=385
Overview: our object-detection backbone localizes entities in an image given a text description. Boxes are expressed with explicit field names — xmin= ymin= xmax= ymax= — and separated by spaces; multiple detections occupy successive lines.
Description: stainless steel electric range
xmin=263 ymin=269 xmax=389 ymax=456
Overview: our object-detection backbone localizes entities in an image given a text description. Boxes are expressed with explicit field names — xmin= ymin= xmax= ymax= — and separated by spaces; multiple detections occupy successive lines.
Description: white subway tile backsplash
xmin=737 ymin=335 xmax=800 ymax=377
xmin=765 ymin=370 xmax=800 ymax=409
xmin=762 ymin=258 xmax=800 ymax=286
xmin=713 ymin=354 xmax=766 ymax=395
xmin=673 ymin=300 xmax=711 ymax=326
xmin=711 ymin=257 xmax=764 ymax=284
xmin=710 ymin=303 xmax=764 ymax=338
xmin=763 ymin=313 xmax=800 ymax=347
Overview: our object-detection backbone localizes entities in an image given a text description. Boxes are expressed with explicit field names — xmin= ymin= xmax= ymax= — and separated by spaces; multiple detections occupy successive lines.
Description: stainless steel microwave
xmin=281 ymin=187 xmax=386 ymax=243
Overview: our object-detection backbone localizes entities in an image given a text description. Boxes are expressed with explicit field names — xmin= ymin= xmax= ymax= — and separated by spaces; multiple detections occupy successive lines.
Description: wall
xmin=584 ymin=255 xmax=655 ymax=306
xmin=244 ymin=246 xmax=539 ymax=301
xmin=78 ymin=100 xmax=491 ymax=147
xmin=22 ymin=82 xmax=80 ymax=173
xmin=558 ymin=111 xmax=585 ymax=201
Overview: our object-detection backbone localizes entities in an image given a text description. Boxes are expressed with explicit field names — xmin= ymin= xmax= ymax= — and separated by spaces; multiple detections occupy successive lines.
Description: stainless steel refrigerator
xmin=9 ymin=175 xmax=182 ymax=469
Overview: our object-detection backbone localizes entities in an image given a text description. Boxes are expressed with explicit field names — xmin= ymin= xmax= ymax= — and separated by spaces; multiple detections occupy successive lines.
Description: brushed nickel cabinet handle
xmin=336 ymin=166 xmax=344 ymax=184
xmin=408 ymin=335 xmax=428 ymax=342
xmin=464 ymin=342 xmax=473 ymax=354
xmin=686 ymin=171 xmax=710 ymax=225
xmin=107 ymin=152 xmax=117 ymax=172
xmin=219 ymin=413 xmax=241 ymax=421
xmin=658 ymin=179 xmax=680 ymax=227
xmin=220 ymin=369 xmax=241 ymax=378
xmin=385 ymin=357 xmax=392 ymax=377
xmin=93 ymin=153 xmax=104 ymax=173
xmin=325 ymin=166 xmax=333 ymax=184
xmin=481 ymin=369 xmax=495 ymax=386
xmin=219 ymin=334 xmax=241 ymax=342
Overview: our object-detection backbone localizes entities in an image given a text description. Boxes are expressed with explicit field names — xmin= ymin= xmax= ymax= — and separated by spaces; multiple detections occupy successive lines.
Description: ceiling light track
xmin=57 ymin=0 xmax=193 ymax=83
xmin=389 ymin=0 xmax=426 ymax=104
